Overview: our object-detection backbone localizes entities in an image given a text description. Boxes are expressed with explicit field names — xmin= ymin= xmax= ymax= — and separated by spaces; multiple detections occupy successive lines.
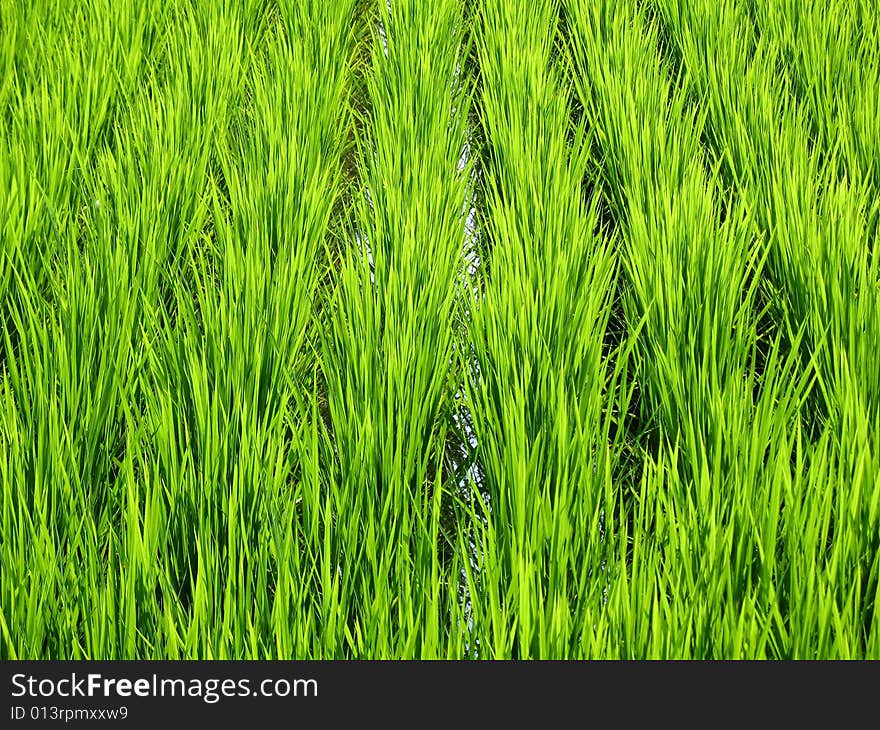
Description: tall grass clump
xmin=461 ymin=0 xmax=624 ymax=658
xmin=126 ymin=0 xmax=361 ymax=658
xmin=650 ymin=0 xmax=880 ymax=655
xmin=1 ymin=0 xmax=358 ymax=658
xmin=319 ymin=0 xmax=472 ymax=657
xmin=1 ymin=0 xmax=179 ymax=659
xmin=560 ymin=0 xmax=826 ymax=656
xmin=747 ymin=0 xmax=880 ymax=213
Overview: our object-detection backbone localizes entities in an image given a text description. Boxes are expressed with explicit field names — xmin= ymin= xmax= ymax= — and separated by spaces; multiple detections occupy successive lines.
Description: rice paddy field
xmin=1 ymin=0 xmax=879 ymax=660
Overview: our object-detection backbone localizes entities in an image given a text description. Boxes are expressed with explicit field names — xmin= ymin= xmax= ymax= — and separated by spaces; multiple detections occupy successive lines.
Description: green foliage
xmin=1 ymin=0 xmax=877 ymax=658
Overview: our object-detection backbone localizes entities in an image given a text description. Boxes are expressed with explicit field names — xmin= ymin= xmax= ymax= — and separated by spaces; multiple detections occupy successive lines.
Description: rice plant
xmin=1 ymin=0 xmax=877 ymax=659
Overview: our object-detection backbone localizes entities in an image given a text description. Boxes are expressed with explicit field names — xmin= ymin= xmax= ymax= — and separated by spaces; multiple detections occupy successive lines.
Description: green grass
xmin=1 ymin=0 xmax=878 ymax=659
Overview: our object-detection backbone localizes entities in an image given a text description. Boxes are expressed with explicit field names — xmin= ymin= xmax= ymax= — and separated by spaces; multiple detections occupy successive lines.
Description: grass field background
xmin=1 ymin=0 xmax=878 ymax=658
